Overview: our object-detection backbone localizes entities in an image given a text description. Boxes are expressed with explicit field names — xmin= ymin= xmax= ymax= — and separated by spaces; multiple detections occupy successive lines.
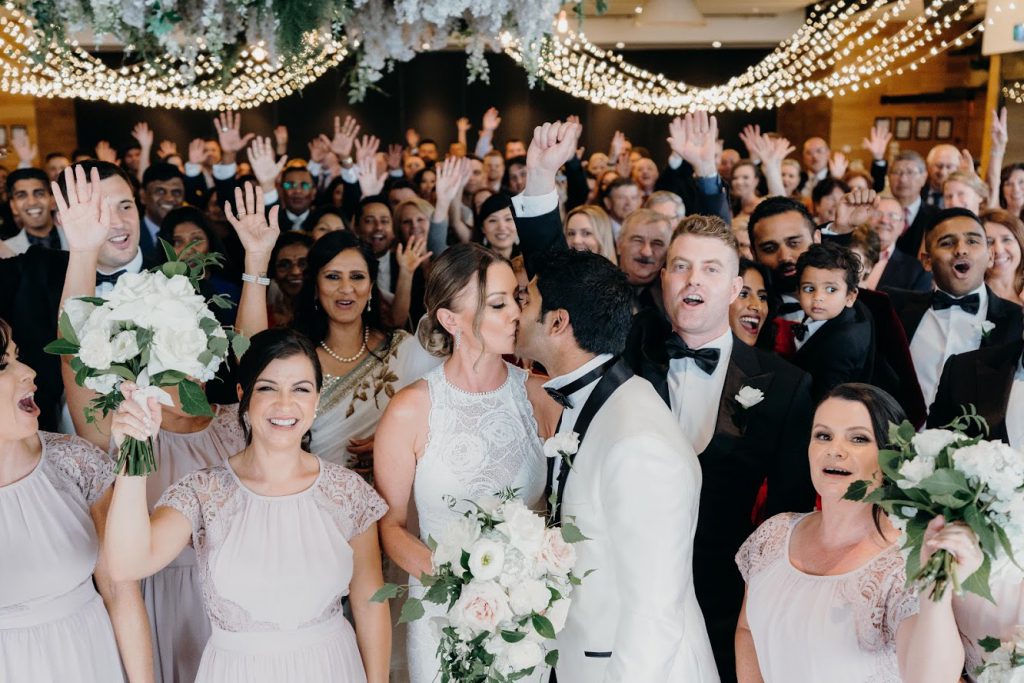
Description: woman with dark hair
xmin=729 ymin=258 xmax=777 ymax=348
xmin=374 ymin=243 xmax=552 ymax=683
xmin=0 ymin=319 xmax=149 ymax=682
xmin=104 ymin=328 xmax=391 ymax=683
xmin=472 ymin=193 xmax=519 ymax=260
xmin=231 ymin=186 xmax=438 ymax=471
xmin=998 ymin=163 xmax=1024 ymax=219
xmin=267 ymin=231 xmax=313 ymax=328
xmin=982 ymin=207 xmax=1024 ymax=306
xmin=735 ymin=384 xmax=966 ymax=683
xmin=308 ymin=206 xmax=346 ymax=242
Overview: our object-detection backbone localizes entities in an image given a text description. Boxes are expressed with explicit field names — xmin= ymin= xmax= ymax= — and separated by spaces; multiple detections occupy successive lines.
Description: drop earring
xmin=454 ymin=328 xmax=462 ymax=349
xmin=366 ymin=297 xmax=372 ymax=313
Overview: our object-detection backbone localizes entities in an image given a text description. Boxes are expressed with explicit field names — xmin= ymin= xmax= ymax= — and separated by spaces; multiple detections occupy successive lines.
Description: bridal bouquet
xmin=844 ymin=409 xmax=1024 ymax=601
xmin=45 ymin=243 xmax=247 ymax=476
xmin=373 ymin=489 xmax=588 ymax=682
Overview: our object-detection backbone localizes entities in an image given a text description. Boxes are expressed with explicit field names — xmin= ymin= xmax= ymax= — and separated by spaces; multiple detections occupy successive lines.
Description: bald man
xmin=924 ymin=144 xmax=961 ymax=208
xmin=801 ymin=136 xmax=830 ymax=197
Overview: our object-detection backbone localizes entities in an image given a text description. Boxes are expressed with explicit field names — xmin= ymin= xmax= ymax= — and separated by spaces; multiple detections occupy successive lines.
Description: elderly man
xmin=616 ymin=208 xmax=673 ymax=314
xmin=887 ymin=150 xmax=938 ymax=257
xmin=800 ymin=136 xmax=830 ymax=196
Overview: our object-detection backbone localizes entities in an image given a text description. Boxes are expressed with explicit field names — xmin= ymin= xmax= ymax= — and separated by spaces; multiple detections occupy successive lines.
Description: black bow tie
xmin=96 ymin=270 xmax=127 ymax=287
xmin=793 ymin=320 xmax=809 ymax=342
xmin=544 ymin=356 xmax=618 ymax=410
xmin=665 ymin=333 xmax=721 ymax=374
xmin=931 ymin=290 xmax=980 ymax=315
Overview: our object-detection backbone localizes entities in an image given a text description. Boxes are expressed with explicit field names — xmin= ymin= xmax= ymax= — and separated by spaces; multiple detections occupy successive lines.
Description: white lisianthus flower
xmin=149 ymin=326 xmax=208 ymax=377
xmin=434 ymin=516 xmax=481 ymax=575
xmin=63 ymin=298 xmax=96 ymax=337
xmin=538 ymin=527 xmax=577 ymax=576
xmin=468 ymin=539 xmax=506 ymax=581
xmin=543 ymin=432 xmax=579 ymax=459
xmin=735 ymin=385 xmax=764 ymax=409
xmin=498 ymin=501 xmax=547 ymax=557
xmin=109 ymin=330 xmax=140 ymax=363
xmin=502 ymin=639 xmax=545 ymax=672
xmin=897 ymin=455 xmax=936 ymax=489
xmin=78 ymin=327 xmax=114 ymax=370
xmin=508 ymin=579 xmax=550 ymax=616
xmin=911 ymin=429 xmax=963 ymax=458
xmin=449 ymin=581 xmax=512 ymax=634
xmin=954 ymin=441 xmax=1024 ymax=500
xmin=106 ymin=271 xmax=160 ymax=306
xmin=84 ymin=373 xmax=120 ymax=395
xmin=498 ymin=547 xmax=532 ymax=588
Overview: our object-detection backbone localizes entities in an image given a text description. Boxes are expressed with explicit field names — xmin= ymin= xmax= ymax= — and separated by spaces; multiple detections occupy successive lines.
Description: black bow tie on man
xmin=95 ymin=269 xmax=127 ymax=287
xmin=665 ymin=333 xmax=721 ymax=374
xmin=931 ymin=290 xmax=980 ymax=315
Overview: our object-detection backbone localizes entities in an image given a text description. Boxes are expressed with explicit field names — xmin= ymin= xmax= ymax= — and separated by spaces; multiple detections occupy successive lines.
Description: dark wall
xmin=74 ymin=48 xmax=776 ymax=164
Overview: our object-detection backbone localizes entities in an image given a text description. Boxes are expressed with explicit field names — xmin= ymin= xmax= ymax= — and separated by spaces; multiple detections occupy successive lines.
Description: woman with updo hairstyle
xmin=374 ymin=243 xmax=552 ymax=683
xmin=564 ymin=204 xmax=618 ymax=264
xmin=943 ymin=171 xmax=988 ymax=216
xmin=104 ymin=328 xmax=391 ymax=683
xmin=472 ymin=193 xmax=520 ymax=260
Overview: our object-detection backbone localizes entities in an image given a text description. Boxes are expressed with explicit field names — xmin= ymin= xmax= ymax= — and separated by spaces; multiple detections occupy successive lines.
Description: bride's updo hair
xmin=418 ymin=243 xmax=509 ymax=357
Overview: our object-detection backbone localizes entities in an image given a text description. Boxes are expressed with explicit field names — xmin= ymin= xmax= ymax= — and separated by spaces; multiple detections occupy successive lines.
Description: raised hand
xmin=609 ymin=130 xmax=626 ymax=161
xmin=834 ymin=188 xmax=879 ymax=234
xmin=52 ymin=165 xmax=111 ymax=253
xmin=434 ymin=156 xmax=470 ymax=209
xmin=188 ymin=138 xmax=206 ymax=166
xmin=991 ymin=107 xmax=1008 ymax=152
xmin=95 ymin=140 xmax=117 ymax=164
xmin=357 ymin=155 xmax=386 ymax=197
xmin=132 ymin=122 xmax=154 ymax=150
xmin=157 ymin=140 xmax=177 ymax=159
xmin=752 ymin=134 xmax=795 ymax=166
xmin=525 ymin=119 xmax=583 ymax=196
xmin=959 ymin=149 xmax=976 ymax=177
xmin=353 ymin=134 xmax=380 ymax=164
xmin=386 ymin=143 xmax=403 ymax=171
xmin=405 ymin=127 xmax=420 ymax=150
xmin=481 ymin=107 xmax=501 ymax=133
xmin=273 ymin=125 xmax=289 ymax=155
xmin=213 ymin=111 xmax=255 ymax=160
xmin=11 ymin=128 xmax=37 ymax=164
xmin=738 ymin=124 xmax=762 ymax=160
xmin=330 ymin=115 xmax=360 ymax=160
xmin=224 ymin=182 xmax=281 ymax=258
xmin=670 ymin=112 xmax=718 ymax=177
xmin=308 ymin=136 xmax=329 ymax=165
xmin=395 ymin=234 xmax=432 ymax=274
xmin=861 ymin=126 xmax=892 ymax=161
xmin=456 ymin=117 xmax=471 ymax=135
xmin=248 ymin=136 xmax=287 ymax=190
xmin=828 ymin=151 xmax=849 ymax=179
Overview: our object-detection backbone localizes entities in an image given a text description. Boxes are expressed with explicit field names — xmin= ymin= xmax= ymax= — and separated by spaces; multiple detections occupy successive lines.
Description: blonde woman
xmin=564 ymin=204 xmax=618 ymax=264
xmin=943 ymin=172 xmax=988 ymax=216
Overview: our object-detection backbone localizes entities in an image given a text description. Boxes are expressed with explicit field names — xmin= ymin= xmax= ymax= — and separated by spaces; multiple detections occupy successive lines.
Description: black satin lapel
xmin=712 ymin=344 xmax=776 ymax=441
xmin=713 ymin=358 xmax=745 ymax=440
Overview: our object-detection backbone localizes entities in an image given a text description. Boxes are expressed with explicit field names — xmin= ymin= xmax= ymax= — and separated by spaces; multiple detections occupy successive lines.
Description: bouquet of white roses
xmin=844 ymin=409 xmax=1024 ymax=602
xmin=46 ymin=242 xmax=247 ymax=476
xmin=976 ymin=628 xmax=1024 ymax=682
xmin=373 ymin=489 xmax=588 ymax=682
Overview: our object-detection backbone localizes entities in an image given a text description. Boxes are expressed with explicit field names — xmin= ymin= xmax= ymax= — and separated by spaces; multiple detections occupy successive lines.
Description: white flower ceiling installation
xmin=0 ymin=0 xmax=988 ymax=112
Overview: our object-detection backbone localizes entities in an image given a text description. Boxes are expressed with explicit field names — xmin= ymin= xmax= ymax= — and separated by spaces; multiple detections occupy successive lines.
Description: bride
xmin=373 ymin=243 xmax=559 ymax=682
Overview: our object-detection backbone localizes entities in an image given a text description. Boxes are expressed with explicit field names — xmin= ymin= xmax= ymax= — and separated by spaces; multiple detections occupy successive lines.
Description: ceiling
xmin=574 ymin=0 xmax=812 ymax=17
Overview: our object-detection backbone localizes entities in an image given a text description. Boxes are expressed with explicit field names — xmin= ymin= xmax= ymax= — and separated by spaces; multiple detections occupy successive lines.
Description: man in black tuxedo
xmin=624 ymin=213 xmax=815 ymax=683
xmin=864 ymin=195 xmax=932 ymax=292
xmin=928 ymin=340 xmax=1023 ymax=443
xmin=0 ymin=161 xmax=143 ymax=431
xmin=885 ymin=208 xmax=1024 ymax=410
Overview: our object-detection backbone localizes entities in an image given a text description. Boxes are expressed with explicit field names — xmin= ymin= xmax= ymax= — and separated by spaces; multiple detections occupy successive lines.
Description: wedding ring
xmin=222 ymin=127 xmax=230 ymax=132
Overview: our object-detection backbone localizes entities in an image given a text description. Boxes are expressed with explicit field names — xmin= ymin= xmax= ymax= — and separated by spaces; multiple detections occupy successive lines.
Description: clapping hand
xmin=111 ymin=382 xmax=164 ymax=450
xmin=861 ymin=125 xmax=892 ymax=161
xmin=332 ymin=116 xmax=361 ymax=160
xmin=52 ymin=165 xmax=111 ymax=253
xmin=11 ymin=128 xmax=37 ymax=164
xmin=395 ymin=234 xmax=432 ymax=274
xmin=224 ymin=182 xmax=280 ymax=260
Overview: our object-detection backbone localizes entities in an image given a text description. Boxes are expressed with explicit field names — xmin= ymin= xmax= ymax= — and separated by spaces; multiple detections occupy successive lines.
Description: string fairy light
xmin=1004 ymin=81 xmax=1024 ymax=104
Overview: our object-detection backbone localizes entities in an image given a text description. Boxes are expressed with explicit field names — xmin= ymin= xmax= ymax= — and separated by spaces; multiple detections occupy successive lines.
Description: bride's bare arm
xmin=373 ymin=381 xmax=433 ymax=579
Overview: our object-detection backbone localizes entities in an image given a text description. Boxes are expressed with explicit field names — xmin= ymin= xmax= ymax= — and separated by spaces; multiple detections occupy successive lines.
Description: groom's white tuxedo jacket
xmin=554 ymin=374 xmax=719 ymax=683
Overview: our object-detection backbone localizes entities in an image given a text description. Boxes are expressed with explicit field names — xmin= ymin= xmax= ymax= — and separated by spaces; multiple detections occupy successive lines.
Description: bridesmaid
xmin=104 ymin=328 xmax=391 ymax=682
xmin=735 ymin=384 xmax=966 ymax=683
xmin=0 ymin=318 xmax=149 ymax=682
xmin=57 ymin=163 xmax=247 ymax=683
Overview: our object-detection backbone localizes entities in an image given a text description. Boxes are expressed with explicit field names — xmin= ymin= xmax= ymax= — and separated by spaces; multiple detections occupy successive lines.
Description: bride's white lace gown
xmin=157 ymin=459 xmax=387 ymax=683
xmin=736 ymin=512 xmax=919 ymax=683
xmin=406 ymin=363 xmax=546 ymax=683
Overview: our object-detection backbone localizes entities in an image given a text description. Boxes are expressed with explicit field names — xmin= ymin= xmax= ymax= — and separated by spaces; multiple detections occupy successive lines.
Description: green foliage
xmin=369 ymin=583 xmax=400 ymax=603
xmin=178 ymin=379 xmax=214 ymax=417
xmin=560 ymin=521 xmax=588 ymax=543
xmin=531 ymin=614 xmax=556 ymax=640
xmin=979 ymin=635 xmax=1003 ymax=653
xmin=398 ymin=597 xmax=424 ymax=624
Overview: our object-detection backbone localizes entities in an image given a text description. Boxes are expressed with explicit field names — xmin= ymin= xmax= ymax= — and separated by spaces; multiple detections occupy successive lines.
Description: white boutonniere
xmin=976 ymin=320 xmax=996 ymax=339
xmin=544 ymin=432 xmax=580 ymax=463
xmin=735 ymin=386 xmax=765 ymax=409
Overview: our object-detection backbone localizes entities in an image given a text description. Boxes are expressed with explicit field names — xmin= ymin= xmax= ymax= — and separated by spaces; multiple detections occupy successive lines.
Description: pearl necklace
xmin=320 ymin=328 xmax=369 ymax=364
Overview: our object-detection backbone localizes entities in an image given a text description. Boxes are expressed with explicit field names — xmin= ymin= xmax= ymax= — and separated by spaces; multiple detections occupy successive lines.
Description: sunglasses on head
xmin=282 ymin=181 xmax=313 ymax=191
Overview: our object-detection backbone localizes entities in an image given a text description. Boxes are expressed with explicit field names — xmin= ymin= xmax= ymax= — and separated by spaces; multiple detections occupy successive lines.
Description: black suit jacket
xmin=792 ymin=302 xmax=875 ymax=402
xmin=895 ymin=203 xmax=939 ymax=257
xmin=624 ymin=310 xmax=815 ymax=681
xmin=877 ymin=249 xmax=932 ymax=292
xmin=927 ymin=340 xmax=1022 ymax=441
xmin=655 ymin=162 xmax=732 ymax=223
xmin=885 ymin=286 xmax=1024 ymax=348
xmin=513 ymin=208 xmax=567 ymax=278
xmin=0 ymin=247 xmax=70 ymax=431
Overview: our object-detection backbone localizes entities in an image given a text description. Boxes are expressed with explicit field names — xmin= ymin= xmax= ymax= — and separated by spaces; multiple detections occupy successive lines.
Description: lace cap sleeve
xmin=42 ymin=432 xmax=115 ymax=506
xmin=319 ymin=461 xmax=388 ymax=540
xmin=155 ymin=472 xmax=203 ymax=534
xmin=736 ymin=512 xmax=802 ymax=582
xmin=881 ymin=550 xmax=919 ymax=637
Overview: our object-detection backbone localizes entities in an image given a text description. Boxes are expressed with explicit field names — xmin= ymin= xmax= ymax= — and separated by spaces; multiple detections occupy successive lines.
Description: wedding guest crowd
xmin=1 ymin=98 xmax=1022 ymax=683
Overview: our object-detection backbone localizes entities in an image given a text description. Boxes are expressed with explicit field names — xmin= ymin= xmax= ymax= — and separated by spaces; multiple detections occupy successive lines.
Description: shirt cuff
xmin=668 ymin=154 xmax=683 ymax=170
xmin=389 ymin=169 xmax=404 ymax=178
xmin=695 ymin=174 xmax=723 ymax=194
xmin=212 ymin=163 xmax=237 ymax=180
xmin=512 ymin=191 xmax=558 ymax=219
xmin=184 ymin=162 xmax=202 ymax=178
xmin=307 ymin=161 xmax=323 ymax=176
xmin=340 ymin=166 xmax=359 ymax=185
xmin=263 ymin=189 xmax=279 ymax=206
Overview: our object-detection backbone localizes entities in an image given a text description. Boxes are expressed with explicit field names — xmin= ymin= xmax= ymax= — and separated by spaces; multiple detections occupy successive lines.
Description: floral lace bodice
xmin=157 ymin=460 xmax=387 ymax=632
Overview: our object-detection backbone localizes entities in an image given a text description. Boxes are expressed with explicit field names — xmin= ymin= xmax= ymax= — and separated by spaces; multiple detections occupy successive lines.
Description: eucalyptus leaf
xmin=57 ymin=311 xmax=80 ymax=346
xmin=230 ymin=333 xmax=250 ymax=358
xmin=178 ymin=379 xmax=214 ymax=417
xmin=917 ymin=469 xmax=970 ymax=498
xmin=398 ymin=597 xmax=425 ymax=624
xmin=961 ymin=553 xmax=994 ymax=603
xmin=560 ymin=521 xmax=589 ymax=543
xmin=161 ymin=261 xmax=188 ymax=278
xmin=44 ymin=338 xmax=79 ymax=356
xmin=843 ymin=479 xmax=870 ymax=501
xmin=369 ymin=583 xmax=400 ymax=603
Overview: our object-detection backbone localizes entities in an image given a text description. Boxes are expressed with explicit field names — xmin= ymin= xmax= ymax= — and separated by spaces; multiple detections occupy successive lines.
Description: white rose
xmin=538 ymin=527 xmax=577 ymax=576
xmin=502 ymin=639 xmax=545 ymax=672
xmin=545 ymin=597 xmax=571 ymax=633
xmin=955 ymin=441 xmax=1024 ymax=500
xmin=78 ymin=327 xmax=113 ymax=370
xmin=911 ymin=429 xmax=962 ymax=458
xmin=449 ymin=581 xmax=512 ymax=634
xmin=106 ymin=272 xmax=159 ymax=306
xmin=498 ymin=500 xmax=547 ymax=557
xmin=84 ymin=373 xmax=120 ymax=395
xmin=80 ymin=305 xmax=115 ymax=338
xmin=434 ymin=516 xmax=481 ymax=574
xmin=543 ymin=432 xmax=579 ymax=459
xmin=896 ymin=455 xmax=936 ymax=489
xmin=109 ymin=330 xmax=140 ymax=363
xmin=149 ymin=326 xmax=209 ymax=377
xmin=735 ymin=385 xmax=764 ymax=409
xmin=498 ymin=547 xmax=536 ymax=588
xmin=63 ymin=298 xmax=96 ymax=337
xmin=468 ymin=539 xmax=506 ymax=581
xmin=508 ymin=579 xmax=550 ymax=616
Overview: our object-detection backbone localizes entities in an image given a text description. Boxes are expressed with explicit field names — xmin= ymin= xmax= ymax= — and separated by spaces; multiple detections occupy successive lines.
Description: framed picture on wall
xmin=894 ymin=117 xmax=912 ymax=140
xmin=0 ymin=126 xmax=8 ymax=147
xmin=915 ymin=117 xmax=933 ymax=140
xmin=874 ymin=117 xmax=891 ymax=134
xmin=935 ymin=117 xmax=953 ymax=140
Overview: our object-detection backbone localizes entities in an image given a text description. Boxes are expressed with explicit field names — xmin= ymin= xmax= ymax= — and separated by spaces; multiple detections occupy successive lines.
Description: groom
xmin=513 ymin=121 xmax=718 ymax=683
